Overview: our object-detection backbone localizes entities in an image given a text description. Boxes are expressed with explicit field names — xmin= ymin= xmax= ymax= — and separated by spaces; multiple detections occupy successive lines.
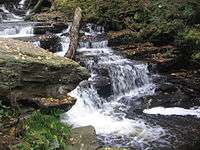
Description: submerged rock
xmin=0 ymin=38 xmax=89 ymax=106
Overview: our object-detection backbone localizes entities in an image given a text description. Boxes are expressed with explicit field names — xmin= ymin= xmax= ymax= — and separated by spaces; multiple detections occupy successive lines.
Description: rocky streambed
xmin=1 ymin=0 xmax=200 ymax=150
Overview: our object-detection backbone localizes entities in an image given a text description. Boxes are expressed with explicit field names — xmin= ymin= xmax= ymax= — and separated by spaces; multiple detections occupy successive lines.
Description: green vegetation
xmin=0 ymin=99 xmax=70 ymax=150
xmin=54 ymin=0 xmax=200 ymax=64
xmin=0 ymin=100 xmax=20 ymax=126
xmin=176 ymin=28 xmax=200 ymax=62
xmin=54 ymin=0 xmax=96 ymax=21
xmin=16 ymin=110 xmax=70 ymax=150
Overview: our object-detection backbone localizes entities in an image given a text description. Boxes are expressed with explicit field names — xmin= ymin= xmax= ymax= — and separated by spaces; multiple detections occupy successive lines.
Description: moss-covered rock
xmin=29 ymin=10 xmax=69 ymax=23
xmin=0 ymin=38 xmax=89 ymax=103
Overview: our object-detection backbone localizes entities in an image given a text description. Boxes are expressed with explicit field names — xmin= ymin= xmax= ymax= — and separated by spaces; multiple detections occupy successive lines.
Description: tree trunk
xmin=65 ymin=7 xmax=82 ymax=59
xmin=29 ymin=0 xmax=44 ymax=14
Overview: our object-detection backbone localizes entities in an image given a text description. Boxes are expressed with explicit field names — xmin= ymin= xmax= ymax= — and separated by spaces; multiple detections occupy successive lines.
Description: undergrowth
xmin=16 ymin=110 xmax=71 ymax=150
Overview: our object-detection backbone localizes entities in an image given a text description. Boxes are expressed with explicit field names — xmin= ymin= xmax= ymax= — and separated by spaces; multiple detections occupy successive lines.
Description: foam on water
xmin=0 ymin=5 xmax=23 ymax=22
xmin=143 ymin=107 xmax=200 ymax=117
xmin=19 ymin=0 xmax=27 ymax=8
xmin=0 ymin=26 xmax=34 ymax=38
xmin=55 ymin=36 xmax=70 ymax=57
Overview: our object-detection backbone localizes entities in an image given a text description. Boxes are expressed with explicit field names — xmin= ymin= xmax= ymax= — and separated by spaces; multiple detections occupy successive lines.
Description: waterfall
xmin=61 ymin=24 xmax=167 ymax=149
xmin=19 ymin=0 xmax=27 ymax=9
xmin=0 ymin=23 xmax=34 ymax=38
xmin=0 ymin=0 xmax=34 ymax=38
xmin=0 ymin=0 xmax=30 ymax=22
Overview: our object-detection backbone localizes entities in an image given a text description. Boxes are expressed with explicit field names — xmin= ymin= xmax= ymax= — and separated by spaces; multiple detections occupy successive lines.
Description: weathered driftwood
xmin=65 ymin=7 xmax=82 ymax=59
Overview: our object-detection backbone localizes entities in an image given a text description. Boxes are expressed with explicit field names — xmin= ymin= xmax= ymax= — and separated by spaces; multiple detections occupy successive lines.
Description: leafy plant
xmin=17 ymin=110 xmax=70 ymax=150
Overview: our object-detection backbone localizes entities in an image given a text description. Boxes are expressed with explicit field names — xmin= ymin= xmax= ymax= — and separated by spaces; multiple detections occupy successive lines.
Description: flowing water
xmin=0 ymin=0 xmax=70 ymax=53
xmin=0 ymin=0 xmax=33 ymax=38
xmin=2 ymin=1 xmax=200 ymax=149
xmin=0 ymin=3 xmax=169 ymax=146
xmin=60 ymin=24 xmax=169 ymax=149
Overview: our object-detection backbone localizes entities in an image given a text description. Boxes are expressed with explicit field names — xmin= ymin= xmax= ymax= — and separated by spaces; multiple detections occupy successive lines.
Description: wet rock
xmin=155 ymin=83 xmax=178 ymax=93
xmin=98 ymin=148 xmax=131 ymax=150
xmin=34 ymin=26 xmax=54 ymax=34
xmin=108 ymin=31 xmax=180 ymax=73
xmin=68 ymin=126 xmax=98 ymax=150
xmin=92 ymin=76 xmax=112 ymax=98
xmin=52 ymin=22 xmax=68 ymax=32
xmin=142 ymin=115 xmax=200 ymax=150
xmin=39 ymin=34 xmax=62 ymax=52
xmin=0 ymin=38 xmax=89 ymax=106
xmin=33 ymin=22 xmax=68 ymax=34
xmin=142 ymin=90 xmax=189 ymax=109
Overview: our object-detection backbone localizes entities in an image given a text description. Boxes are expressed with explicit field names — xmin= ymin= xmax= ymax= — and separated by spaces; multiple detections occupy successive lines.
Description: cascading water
xmin=0 ymin=0 xmax=34 ymax=38
xmin=0 ymin=1 xmax=199 ymax=148
xmin=61 ymin=24 xmax=169 ymax=149
xmin=0 ymin=0 xmax=70 ymax=55
xmin=0 ymin=23 xmax=34 ymax=38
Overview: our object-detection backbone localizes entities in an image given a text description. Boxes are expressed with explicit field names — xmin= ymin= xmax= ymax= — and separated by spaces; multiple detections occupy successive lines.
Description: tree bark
xmin=65 ymin=7 xmax=82 ymax=59
xmin=29 ymin=0 xmax=44 ymax=14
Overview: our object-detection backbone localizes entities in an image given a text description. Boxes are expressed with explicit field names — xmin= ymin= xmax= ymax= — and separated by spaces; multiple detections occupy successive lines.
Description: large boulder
xmin=0 ymin=38 xmax=89 ymax=104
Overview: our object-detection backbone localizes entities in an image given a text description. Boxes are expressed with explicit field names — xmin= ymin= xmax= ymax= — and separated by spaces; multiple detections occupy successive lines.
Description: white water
xmin=0 ymin=1 xmax=33 ymax=38
xmin=143 ymin=107 xmax=200 ymax=118
xmin=19 ymin=0 xmax=27 ymax=9
xmin=55 ymin=27 xmax=71 ymax=57
xmin=55 ymin=36 xmax=70 ymax=57
xmin=61 ymin=25 xmax=167 ymax=148
xmin=0 ymin=5 xmax=23 ymax=22
xmin=0 ymin=26 xmax=34 ymax=38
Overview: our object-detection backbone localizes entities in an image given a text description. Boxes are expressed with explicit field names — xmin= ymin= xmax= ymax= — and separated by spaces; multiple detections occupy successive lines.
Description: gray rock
xmin=68 ymin=126 xmax=98 ymax=150
xmin=0 ymin=38 xmax=89 ymax=106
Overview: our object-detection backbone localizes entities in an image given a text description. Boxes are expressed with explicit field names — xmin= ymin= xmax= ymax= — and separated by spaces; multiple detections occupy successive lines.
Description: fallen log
xmin=65 ymin=7 xmax=82 ymax=59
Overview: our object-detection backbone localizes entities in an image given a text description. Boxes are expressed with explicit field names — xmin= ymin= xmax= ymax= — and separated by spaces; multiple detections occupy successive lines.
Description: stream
xmin=1 ymin=0 xmax=200 ymax=149
xmin=61 ymin=24 xmax=168 ymax=149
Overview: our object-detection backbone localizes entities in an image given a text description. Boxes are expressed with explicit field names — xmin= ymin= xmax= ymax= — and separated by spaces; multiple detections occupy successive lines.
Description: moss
xmin=192 ymin=52 xmax=200 ymax=62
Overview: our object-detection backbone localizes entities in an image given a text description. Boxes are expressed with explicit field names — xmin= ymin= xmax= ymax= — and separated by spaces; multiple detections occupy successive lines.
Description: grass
xmin=0 ymin=99 xmax=71 ymax=150
xmin=0 ymin=100 xmax=71 ymax=150
xmin=16 ymin=110 xmax=71 ymax=150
